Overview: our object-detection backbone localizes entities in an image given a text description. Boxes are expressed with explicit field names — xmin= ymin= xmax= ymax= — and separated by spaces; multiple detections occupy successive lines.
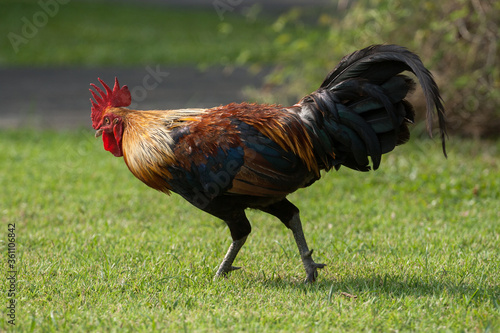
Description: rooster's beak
xmin=95 ymin=129 xmax=104 ymax=138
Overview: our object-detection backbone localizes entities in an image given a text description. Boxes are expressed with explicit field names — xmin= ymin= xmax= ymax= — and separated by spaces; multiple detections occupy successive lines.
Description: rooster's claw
xmin=302 ymin=249 xmax=326 ymax=283
xmin=214 ymin=266 xmax=242 ymax=280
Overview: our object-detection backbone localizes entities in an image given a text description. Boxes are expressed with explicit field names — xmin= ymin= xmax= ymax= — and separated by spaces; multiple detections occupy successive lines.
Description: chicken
xmin=90 ymin=45 xmax=446 ymax=282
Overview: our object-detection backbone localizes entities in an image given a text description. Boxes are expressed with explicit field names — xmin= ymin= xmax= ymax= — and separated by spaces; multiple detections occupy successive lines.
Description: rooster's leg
xmin=214 ymin=236 xmax=247 ymax=279
xmin=288 ymin=213 xmax=326 ymax=282
xmin=262 ymin=199 xmax=325 ymax=283
xmin=214 ymin=213 xmax=251 ymax=279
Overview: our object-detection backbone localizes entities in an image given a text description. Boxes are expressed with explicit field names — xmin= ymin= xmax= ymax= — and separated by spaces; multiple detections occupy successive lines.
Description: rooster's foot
xmin=214 ymin=265 xmax=241 ymax=279
xmin=213 ymin=237 xmax=247 ymax=280
xmin=302 ymin=249 xmax=326 ymax=283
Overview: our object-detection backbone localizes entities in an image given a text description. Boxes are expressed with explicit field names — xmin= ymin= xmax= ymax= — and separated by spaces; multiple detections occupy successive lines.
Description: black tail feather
xmin=322 ymin=44 xmax=446 ymax=154
xmin=298 ymin=44 xmax=447 ymax=172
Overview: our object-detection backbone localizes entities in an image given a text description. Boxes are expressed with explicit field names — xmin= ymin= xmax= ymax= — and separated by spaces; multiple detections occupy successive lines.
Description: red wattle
xmin=102 ymin=132 xmax=123 ymax=157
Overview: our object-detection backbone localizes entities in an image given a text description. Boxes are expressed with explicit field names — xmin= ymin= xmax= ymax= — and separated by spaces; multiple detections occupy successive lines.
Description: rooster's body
xmin=90 ymin=45 xmax=446 ymax=282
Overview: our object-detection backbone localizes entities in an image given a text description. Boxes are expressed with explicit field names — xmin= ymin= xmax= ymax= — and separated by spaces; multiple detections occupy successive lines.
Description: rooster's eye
xmin=104 ymin=117 xmax=110 ymax=125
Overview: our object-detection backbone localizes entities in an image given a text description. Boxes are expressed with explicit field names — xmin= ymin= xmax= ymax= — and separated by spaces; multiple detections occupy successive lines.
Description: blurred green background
xmin=1 ymin=0 xmax=499 ymax=136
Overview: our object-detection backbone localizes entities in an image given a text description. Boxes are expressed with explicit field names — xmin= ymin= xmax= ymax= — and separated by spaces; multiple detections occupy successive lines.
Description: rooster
xmin=90 ymin=45 xmax=446 ymax=282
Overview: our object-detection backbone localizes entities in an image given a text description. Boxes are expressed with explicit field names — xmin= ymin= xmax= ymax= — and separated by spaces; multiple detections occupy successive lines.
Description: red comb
xmin=90 ymin=77 xmax=131 ymax=129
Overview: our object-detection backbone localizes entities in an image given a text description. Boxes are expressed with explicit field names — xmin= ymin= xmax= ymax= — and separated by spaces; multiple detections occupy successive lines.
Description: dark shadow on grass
xmin=257 ymin=273 xmax=498 ymax=305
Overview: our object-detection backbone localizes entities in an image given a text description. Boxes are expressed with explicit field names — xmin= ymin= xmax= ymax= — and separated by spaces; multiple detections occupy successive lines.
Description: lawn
xmin=0 ymin=129 xmax=498 ymax=332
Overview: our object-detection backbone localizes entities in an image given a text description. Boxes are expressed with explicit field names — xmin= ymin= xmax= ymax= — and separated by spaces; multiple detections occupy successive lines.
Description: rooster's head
xmin=90 ymin=78 xmax=131 ymax=157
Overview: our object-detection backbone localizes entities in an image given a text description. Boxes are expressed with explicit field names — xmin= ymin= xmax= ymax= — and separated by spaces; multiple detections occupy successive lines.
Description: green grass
xmin=0 ymin=129 xmax=499 ymax=332
xmin=0 ymin=0 xmax=314 ymax=67
xmin=2 ymin=1 xmax=497 ymax=331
